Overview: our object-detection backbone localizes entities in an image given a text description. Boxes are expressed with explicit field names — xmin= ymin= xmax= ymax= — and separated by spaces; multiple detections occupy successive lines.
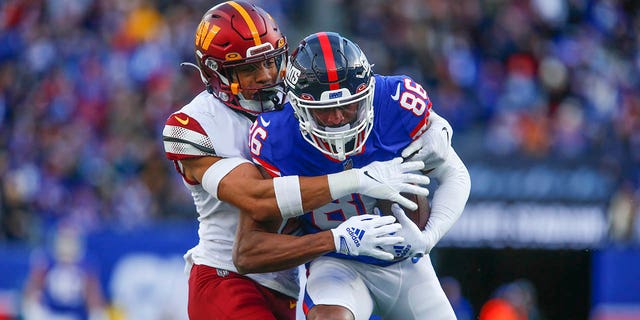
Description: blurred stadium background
xmin=0 ymin=0 xmax=639 ymax=319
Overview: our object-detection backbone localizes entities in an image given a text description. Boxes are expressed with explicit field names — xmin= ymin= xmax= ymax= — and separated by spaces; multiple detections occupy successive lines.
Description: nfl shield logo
xmin=343 ymin=158 xmax=353 ymax=170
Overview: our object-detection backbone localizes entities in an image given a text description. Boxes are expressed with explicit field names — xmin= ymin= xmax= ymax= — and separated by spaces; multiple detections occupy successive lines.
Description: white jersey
xmin=162 ymin=91 xmax=299 ymax=298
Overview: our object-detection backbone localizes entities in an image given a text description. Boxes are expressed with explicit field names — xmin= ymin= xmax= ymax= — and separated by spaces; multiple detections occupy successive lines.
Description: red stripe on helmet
xmin=317 ymin=32 xmax=340 ymax=90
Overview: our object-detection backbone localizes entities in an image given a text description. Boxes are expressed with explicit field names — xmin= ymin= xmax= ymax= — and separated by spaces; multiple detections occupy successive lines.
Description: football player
xmin=236 ymin=32 xmax=471 ymax=319
xmin=161 ymin=2 xmax=447 ymax=320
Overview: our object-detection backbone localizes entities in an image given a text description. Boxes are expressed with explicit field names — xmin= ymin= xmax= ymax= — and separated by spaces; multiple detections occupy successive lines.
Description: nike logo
xmin=363 ymin=170 xmax=381 ymax=183
xmin=259 ymin=117 xmax=271 ymax=127
xmin=390 ymin=83 xmax=401 ymax=100
xmin=442 ymin=127 xmax=450 ymax=144
xmin=174 ymin=115 xmax=189 ymax=126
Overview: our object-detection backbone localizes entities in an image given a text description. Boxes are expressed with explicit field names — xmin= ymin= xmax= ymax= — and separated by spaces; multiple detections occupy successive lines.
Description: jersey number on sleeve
xmin=249 ymin=122 xmax=267 ymax=157
xmin=399 ymin=78 xmax=430 ymax=117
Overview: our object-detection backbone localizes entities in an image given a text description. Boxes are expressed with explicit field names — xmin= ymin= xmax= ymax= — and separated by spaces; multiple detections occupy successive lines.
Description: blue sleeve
xmin=249 ymin=104 xmax=297 ymax=177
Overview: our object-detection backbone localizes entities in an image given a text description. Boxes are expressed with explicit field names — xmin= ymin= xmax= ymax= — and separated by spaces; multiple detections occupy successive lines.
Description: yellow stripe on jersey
xmin=228 ymin=1 xmax=261 ymax=46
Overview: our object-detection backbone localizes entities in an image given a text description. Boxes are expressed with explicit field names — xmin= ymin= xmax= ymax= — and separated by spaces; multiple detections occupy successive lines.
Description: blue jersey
xmin=250 ymin=74 xmax=432 ymax=265
xmin=39 ymin=255 xmax=97 ymax=319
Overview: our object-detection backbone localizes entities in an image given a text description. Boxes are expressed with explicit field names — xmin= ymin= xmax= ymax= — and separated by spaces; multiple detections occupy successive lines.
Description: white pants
xmin=303 ymin=255 xmax=456 ymax=320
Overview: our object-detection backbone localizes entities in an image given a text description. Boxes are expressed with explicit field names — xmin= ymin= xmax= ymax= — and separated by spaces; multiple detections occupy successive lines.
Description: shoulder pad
xmin=163 ymin=112 xmax=216 ymax=160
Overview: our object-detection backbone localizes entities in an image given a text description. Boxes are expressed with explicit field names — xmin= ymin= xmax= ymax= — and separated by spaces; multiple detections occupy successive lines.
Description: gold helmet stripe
xmin=228 ymin=1 xmax=262 ymax=46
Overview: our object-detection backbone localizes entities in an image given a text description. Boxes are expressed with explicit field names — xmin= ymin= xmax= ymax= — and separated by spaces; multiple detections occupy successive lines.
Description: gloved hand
xmin=354 ymin=158 xmax=430 ymax=211
xmin=376 ymin=204 xmax=428 ymax=261
xmin=401 ymin=112 xmax=452 ymax=171
xmin=331 ymin=214 xmax=404 ymax=261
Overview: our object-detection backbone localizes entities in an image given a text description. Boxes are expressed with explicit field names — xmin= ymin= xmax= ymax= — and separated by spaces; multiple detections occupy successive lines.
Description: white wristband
xmin=201 ymin=157 xmax=250 ymax=199
xmin=273 ymin=175 xmax=304 ymax=219
xmin=327 ymin=170 xmax=359 ymax=199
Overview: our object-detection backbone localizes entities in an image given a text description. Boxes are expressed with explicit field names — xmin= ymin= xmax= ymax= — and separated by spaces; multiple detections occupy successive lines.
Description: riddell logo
xmin=247 ymin=43 xmax=271 ymax=56
xmin=329 ymin=91 xmax=343 ymax=99
xmin=347 ymin=227 xmax=364 ymax=247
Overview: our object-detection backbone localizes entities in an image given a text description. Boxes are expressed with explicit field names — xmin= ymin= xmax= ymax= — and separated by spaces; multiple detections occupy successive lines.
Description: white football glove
xmin=401 ymin=112 xmax=452 ymax=171
xmin=352 ymin=158 xmax=430 ymax=211
xmin=331 ymin=214 xmax=404 ymax=261
xmin=376 ymin=204 xmax=429 ymax=261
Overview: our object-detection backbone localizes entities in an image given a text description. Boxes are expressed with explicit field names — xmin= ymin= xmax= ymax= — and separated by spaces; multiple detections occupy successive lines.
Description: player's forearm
xmin=224 ymin=167 xmax=374 ymax=222
xmin=219 ymin=171 xmax=333 ymax=222
xmin=205 ymin=157 xmax=409 ymax=223
xmin=299 ymin=176 xmax=335 ymax=212
xmin=180 ymin=156 xmax=283 ymax=222
xmin=233 ymin=230 xmax=334 ymax=274
xmin=422 ymin=148 xmax=470 ymax=248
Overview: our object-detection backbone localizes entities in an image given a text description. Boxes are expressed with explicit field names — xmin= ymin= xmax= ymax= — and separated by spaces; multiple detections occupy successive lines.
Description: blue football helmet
xmin=285 ymin=32 xmax=375 ymax=160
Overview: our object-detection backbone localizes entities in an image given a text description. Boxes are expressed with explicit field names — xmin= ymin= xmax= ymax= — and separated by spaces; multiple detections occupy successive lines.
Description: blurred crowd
xmin=1 ymin=0 xmax=639 ymax=243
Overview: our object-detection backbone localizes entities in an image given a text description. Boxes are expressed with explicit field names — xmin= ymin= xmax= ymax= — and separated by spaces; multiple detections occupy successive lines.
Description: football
xmin=376 ymin=193 xmax=430 ymax=230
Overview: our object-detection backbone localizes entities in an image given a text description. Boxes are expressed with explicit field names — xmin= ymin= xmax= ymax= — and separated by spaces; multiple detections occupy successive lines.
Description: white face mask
xmin=291 ymin=78 xmax=376 ymax=161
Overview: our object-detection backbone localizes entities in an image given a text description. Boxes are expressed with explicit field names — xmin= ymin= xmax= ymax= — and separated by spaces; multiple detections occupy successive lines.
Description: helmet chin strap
xmin=238 ymin=87 xmax=285 ymax=113
xmin=323 ymin=123 xmax=352 ymax=133
xmin=238 ymin=96 xmax=272 ymax=113
xmin=323 ymin=123 xmax=365 ymax=160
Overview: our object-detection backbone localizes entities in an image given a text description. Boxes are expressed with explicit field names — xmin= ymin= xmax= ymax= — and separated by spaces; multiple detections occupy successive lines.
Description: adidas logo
xmin=393 ymin=244 xmax=412 ymax=257
xmin=346 ymin=227 xmax=365 ymax=247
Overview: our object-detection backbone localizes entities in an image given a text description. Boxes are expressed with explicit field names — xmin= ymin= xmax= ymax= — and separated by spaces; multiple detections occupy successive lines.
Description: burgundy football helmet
xmin=192 ymin=1 xmax=288 ymax=114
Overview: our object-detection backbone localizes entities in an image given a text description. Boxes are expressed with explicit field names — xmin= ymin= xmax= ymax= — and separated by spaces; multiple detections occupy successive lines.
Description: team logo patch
xmin=195 ymin=22 xmax=220 ymax=50
xmin=286 ymin=65 xmax=301 ymax=86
